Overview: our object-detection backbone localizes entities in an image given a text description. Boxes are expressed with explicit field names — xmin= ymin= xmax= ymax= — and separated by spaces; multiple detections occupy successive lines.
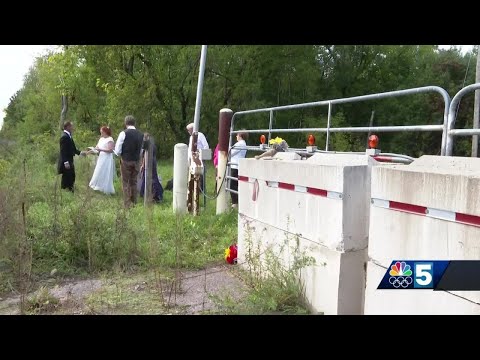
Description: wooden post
xmin=216 ymin=109 xmax=233 ymax=214
xmin=187 ymin=132 xmax=199 ymax=215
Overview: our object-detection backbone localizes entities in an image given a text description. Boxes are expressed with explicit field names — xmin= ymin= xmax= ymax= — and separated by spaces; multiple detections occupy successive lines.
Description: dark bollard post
xmin=216 ymin=108 xmax=233 ymax=214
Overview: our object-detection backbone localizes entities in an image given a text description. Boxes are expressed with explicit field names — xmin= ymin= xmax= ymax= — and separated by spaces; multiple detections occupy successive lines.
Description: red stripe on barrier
xmin=389 ymin=200 xmax=426 ymax=215
xmin=278 ymin=182 xmax=295 ymax=191
xmin=246 ymin=177 xmax=337 ymax=199
xmin=455 ymin=212 xmax=480 ymax=227
xmin=373 ymin=156 xmax=393 ymax=162
xmin=307 ymin=187 xmax=328 ymax=197
xmin=238 ymin=176 xmax=249 ymax=182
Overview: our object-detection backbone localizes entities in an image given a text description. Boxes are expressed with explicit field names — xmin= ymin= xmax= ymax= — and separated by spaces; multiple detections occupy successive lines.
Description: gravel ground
xmin=169 ymin=265 xmax=246 ymax=314
xmin=0 ymin=265 xmax=246 ymax=315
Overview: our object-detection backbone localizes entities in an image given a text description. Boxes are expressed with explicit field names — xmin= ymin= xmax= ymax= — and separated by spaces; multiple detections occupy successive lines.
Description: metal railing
xmin=445 ymin=83 xmax=480 ymax=156
xmin=225 ymin=86 xmax=451 ymax=194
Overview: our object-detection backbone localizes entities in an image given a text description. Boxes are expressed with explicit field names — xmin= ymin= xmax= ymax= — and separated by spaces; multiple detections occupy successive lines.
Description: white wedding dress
xmin=89 ymin=136 xmax=116 ymax=194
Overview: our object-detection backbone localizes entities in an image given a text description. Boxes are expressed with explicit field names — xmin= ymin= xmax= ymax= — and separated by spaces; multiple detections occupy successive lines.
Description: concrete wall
xmin=237 ymin=153 xmax=376 ymax=314
xmin=365 ymin=156 xmax=480 ymax=314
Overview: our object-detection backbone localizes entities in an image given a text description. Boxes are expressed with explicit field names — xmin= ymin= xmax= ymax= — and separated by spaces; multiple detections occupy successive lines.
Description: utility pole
xmin=187 ymin=45 xmax=207 ymax=215
xmin=472 ymin=45 xmax=480 ymax=157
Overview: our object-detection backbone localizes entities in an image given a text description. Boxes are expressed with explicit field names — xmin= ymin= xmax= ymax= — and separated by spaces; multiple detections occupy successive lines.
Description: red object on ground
xmin=225 ymin=244 xmax=238 ymax=264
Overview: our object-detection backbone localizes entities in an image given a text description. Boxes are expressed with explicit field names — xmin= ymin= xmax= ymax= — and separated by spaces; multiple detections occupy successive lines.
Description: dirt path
xmin=0 ymin=265 xmax=246 ymax=315
xmin=171 ymin=266 xmax=245 ymax=314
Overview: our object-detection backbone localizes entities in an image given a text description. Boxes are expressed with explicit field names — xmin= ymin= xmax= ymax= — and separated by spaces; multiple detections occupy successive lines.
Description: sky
xmin=0 ymin=45 xmax=476 ymax=130
xmin=0 ymin=45 xmax=57 ymax=130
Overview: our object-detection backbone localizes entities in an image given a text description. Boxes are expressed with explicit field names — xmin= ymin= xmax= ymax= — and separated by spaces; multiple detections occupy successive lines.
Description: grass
xmin=0 ymin=140 xmax=237 ymax=292
xmin=207 ymin=225 xmax=317 ymax=315
xmin=0 ymin=136 xmax=314 ymax=314
xmin=25 ymin=286 xmax=60 ymax=315
xmin=84 ymin=272 xmax=171 ymax=315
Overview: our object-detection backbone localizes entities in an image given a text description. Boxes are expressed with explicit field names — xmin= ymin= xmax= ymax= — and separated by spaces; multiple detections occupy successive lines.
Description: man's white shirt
xmin=188 ymin=132 xmax=209 ymax=162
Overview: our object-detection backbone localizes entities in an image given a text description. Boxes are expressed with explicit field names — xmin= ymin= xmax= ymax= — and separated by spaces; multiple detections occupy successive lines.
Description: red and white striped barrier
xmin=371 ymin=155 xmax=412 ymax=164
xmin=238 ymin=176 xmax=343 ymax=200
xmin=371 ymin=198 xmax=480 ymax=228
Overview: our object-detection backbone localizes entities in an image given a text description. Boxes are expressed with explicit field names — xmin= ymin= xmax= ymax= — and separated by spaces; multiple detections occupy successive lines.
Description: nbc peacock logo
xmin=388 ymin=261 xmax=413 ymax=288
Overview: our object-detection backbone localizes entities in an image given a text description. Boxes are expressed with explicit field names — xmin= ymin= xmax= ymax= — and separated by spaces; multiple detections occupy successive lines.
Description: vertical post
xmin=325 ymin=101 xmax=332 ymax=151
xmin=144 ymin=137 xmax=153 ymax=207
xmin=216 ymin=108 xmax=233 ymax=214
xmin=472 ymin=46 xmax=480 ymax=157
xmin=202 ymin=165 xmax=206 ymax=210
xmin=188 ymin=168 xmax=200 ymax=215
xmin=192 ymin=45 xmax=207 ymax=134
xmin=268 ymin=110 xmax=274 ymax=143
xmin=366 ymin=110 xmax=375 ymax=148
xmin=187 ymin=133 xmax=199 ymax=214
xmin=188 ymin=45 xmax=208 ymax=216
xmin=173 ymin=143 xmax=188 ymax=214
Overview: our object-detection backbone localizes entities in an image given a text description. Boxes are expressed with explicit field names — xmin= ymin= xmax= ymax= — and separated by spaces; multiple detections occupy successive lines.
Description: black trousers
xmin=61 ymin=168 xmax=75 ymax=192
xmin=230 ymin=168 xmax=238 ymax=205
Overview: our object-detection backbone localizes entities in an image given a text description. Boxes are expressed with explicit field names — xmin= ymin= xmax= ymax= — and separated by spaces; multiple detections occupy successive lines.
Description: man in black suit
xmin=57 ymin=121 xmax=86 ymax=192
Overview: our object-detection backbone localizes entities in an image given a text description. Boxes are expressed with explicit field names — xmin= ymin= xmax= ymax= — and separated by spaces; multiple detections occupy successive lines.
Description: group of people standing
xmin=187 ymin=123 xmax=249 ymax=209
xmin=57 ymin=115 xmax=248 ymax=209
xmin=57 ymin=115 xmax=163 ymax=208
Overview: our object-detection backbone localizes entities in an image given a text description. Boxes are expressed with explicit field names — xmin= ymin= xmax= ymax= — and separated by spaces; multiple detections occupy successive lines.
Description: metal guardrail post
xmin=326 ymin=101 xmax=332 ymax=151
xmin=446 ymin=83 xmax=480 ymax=156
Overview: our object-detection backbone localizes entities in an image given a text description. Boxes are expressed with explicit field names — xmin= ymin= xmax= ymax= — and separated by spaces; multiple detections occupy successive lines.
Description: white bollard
xmin=216 ymin=150 xmax=229 ymax=214
xmin=173 ymin=143 xmax=189 ymax=214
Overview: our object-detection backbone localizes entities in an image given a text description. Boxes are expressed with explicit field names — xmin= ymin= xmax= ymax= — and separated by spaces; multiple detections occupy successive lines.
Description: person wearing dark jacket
xmin=57 ymin=121 xmax=86 ymax=192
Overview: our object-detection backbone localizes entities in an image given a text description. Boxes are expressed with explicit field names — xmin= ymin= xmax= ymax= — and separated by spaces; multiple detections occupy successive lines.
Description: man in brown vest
xmin=114 ymin=115 xmax=144 ymax=208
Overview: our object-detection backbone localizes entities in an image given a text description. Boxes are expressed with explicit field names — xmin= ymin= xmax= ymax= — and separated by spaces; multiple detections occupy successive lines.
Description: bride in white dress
xmin=87 ymin=126 xmax=116 ymax=194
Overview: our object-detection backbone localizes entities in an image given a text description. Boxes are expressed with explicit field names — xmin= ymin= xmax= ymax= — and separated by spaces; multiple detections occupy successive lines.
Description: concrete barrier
xmin=237 ymin=153 xmax=376 ymax=314
xmin=365 ymin=155 xmax=480 ymax=314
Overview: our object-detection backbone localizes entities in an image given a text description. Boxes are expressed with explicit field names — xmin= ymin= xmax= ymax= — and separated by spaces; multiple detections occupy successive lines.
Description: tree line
xmin=1 ymin=45 xmax=477 ymax=158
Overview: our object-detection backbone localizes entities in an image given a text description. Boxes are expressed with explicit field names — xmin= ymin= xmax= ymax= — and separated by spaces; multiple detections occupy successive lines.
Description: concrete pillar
xmin=237 ymin=154 xmax=375 ymax=314
xmin=365 ymin=155 xmax=480 ymax=314
xmin=173 ymin=143 xmax=188 ymax=214
xmin=216 ymin=108 xmax=233 ymax=215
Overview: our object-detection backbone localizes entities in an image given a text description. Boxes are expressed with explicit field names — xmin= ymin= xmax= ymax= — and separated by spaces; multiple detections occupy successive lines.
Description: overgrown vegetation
xmin=0 ymin=136 xmax=314 ymax=314
xmin=25 ymin=286 xmax=60 ymax=315
xmin=84 ymin=273 xmax=171 ymax=315
xmin=209 ymin=221 xmax=317 ymax=315
xmin=0 ymin=141 xmax=237 ymax=295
